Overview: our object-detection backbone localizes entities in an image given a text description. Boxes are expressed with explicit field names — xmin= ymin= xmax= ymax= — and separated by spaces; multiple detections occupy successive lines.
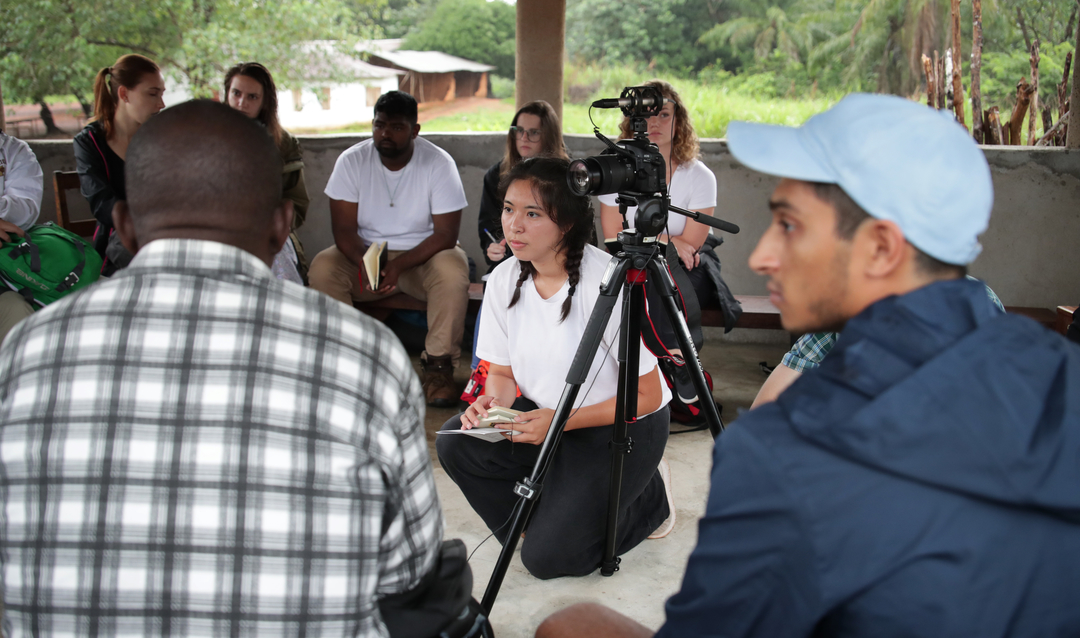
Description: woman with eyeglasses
xmin=223 ymin=62 xmax=310 ymax=284
xmin=477 ymin=101 xmax=568 ymax=272
xmin=462 ymin=101 xmax=572 ymax=377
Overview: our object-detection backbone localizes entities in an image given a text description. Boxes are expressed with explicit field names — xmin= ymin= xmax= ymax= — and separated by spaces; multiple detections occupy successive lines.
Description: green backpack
xmin=0 ymin=222 xmax=103 ymax=308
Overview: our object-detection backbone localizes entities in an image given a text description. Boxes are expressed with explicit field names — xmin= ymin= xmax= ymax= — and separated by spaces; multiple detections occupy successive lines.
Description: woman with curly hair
xmin=437 ymin=157 xmax=673 ymax=580
xmin=223 ymin=62 xmax=311 ymax=283
xmin=599 ymin=80 xmax=735 ymax=352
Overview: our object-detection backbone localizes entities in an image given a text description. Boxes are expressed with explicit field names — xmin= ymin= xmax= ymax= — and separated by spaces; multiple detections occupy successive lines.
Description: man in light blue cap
xmin=536 ymin=94 xmax=1080 ymax=638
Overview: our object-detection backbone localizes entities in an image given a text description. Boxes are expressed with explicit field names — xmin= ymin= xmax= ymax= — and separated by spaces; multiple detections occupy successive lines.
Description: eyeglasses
xmin=510 ymin=126 xmax=542 ymax=142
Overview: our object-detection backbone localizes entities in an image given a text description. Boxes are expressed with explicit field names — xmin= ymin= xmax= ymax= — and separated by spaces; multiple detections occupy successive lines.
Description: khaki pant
xmin=0 ymin=290 xmax=34 ymax=345
xmin=309 ymin=245 xmax=470 ymax=365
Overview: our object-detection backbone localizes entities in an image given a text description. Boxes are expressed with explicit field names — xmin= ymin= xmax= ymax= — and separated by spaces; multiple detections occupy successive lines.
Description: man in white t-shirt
xmin=0 ymin=129 xmax=43 ymax=343
xmin=309 ymin=91 xmax=470 ymax=406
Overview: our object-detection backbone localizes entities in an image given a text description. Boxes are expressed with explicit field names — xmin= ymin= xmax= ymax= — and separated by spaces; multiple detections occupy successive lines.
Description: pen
xmin=484 ymin=228 xmax=500 ymax=244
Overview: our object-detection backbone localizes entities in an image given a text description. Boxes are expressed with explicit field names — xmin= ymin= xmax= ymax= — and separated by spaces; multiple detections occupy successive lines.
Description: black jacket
xmin=478 ymin=162 xmax=505 ymax=270
xmin=73 ymin=121 xmax=124 ymax=261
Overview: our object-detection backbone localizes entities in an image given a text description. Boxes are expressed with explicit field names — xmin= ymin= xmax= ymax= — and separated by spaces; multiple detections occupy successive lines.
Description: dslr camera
xmin=567 ymin=85 xmax=670 ymax=237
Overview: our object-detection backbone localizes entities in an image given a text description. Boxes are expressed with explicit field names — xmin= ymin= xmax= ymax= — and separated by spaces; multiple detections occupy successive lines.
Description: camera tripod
xmin=480 ymin=195 xmax=739 ymax=615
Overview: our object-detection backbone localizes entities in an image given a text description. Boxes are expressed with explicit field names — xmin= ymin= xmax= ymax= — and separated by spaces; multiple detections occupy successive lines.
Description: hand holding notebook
xmin=361 ymin=241 xmax=388 ymax=291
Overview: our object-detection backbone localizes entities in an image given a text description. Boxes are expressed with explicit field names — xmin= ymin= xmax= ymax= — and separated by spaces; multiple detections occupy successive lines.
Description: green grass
xmin=419 ymin=99 xmax=516 ymax=132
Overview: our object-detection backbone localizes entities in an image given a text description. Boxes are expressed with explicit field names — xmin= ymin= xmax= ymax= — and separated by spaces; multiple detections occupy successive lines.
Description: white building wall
xmin=278 ymin=76 xmax=399 ymax=131
xmin=159 ymin=73 xmax=400 ymax=132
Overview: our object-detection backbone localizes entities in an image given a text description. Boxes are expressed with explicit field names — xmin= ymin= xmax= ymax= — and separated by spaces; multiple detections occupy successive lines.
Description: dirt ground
xmin=3 ymin=102 xmax=86 ymax=139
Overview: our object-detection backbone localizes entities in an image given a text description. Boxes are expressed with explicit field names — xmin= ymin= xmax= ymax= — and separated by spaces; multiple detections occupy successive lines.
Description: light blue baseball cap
xmin=727 ymin=93 xmax=993 ymax=265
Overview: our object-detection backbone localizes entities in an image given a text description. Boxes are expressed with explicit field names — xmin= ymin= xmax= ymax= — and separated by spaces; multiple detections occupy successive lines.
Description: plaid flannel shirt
xmin=0 ymin=239 xmax=442 ymax=637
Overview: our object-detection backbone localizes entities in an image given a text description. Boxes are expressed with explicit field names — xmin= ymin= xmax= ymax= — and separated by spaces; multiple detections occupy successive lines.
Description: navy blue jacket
xmin=657 ymin=278 xmax=1080 ymax=637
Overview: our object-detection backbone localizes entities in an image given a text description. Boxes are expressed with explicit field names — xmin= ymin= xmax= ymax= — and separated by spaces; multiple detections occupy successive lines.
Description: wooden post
xmin=1009 ymin=77 xmax=1035 ymax=145
xmin=1059 ymin=52 xmax=1073 ymax=119
xmin=1068 ymin=10 xmax=1080 ymax=147
xmin=990 ymin=106 xmax=1005 ymax=145
xmin=1028 ymin=39 xmax=1040 ymax=145
xmin=1037 ymin=110 xmax=1069 ymax=146
xmin=983 ymin=109 xmax=997 ymax=144
xmin=951 ymin=0 xmax=965 ymax=127
xmin=924 ymin=54 xmax=933 ymax=107
xmin=971 ymin=0 xmax=984 ymax=142
xmin=935 ymin=51 xmax=946 ymax=109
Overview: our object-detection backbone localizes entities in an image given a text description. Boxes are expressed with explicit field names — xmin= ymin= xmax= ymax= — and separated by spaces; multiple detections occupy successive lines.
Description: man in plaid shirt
xmin=0 ymin=101 xmax=444 ymax=636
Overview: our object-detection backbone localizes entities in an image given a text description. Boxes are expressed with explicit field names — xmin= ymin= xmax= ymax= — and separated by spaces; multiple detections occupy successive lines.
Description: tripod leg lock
xmin=513 ymin=478 xmax=540 ymax=500
xmin=610 ymin=436 xmax=634 ymax=454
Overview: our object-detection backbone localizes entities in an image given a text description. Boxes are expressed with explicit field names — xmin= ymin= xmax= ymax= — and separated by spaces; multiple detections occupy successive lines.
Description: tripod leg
xmin=481 ymin=256 xmax=630 ymax=615
xmin=601 ymin=269 xmax=645 ymax=576
xmin=647 ymin=258 xmax=725 ymax=437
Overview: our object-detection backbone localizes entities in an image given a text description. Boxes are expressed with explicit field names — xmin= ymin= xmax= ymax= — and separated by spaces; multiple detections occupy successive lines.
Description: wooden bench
xmin=1058 ymin=305 xmax=1078 ymax=335
xmin=355 ymin=283 xmax=784 ymax=330
xmin=1003 ymin=306 xmax=1058 ymax=331
xmin=354 ymin=286 xmax=1063 ymax=335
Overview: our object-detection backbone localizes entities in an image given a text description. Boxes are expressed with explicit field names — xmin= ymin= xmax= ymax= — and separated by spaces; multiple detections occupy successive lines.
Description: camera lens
xmin=567 ymin=159 xmax=596 ymax=196
xmin=566 ymin=155 xmax=636 ymax=196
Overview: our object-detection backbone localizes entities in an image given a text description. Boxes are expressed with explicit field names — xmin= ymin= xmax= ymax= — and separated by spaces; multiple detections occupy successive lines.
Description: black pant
xmin=436 ymin=398 xmax=670 ymax=579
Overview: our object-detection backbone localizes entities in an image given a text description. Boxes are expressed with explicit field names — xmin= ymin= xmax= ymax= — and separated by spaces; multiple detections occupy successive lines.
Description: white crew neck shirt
xmin=477 ymin=244 xmax=671 ymax=412
xmin=598 ymin=158 xmax=716 ymax=238
xmin=324 ymin=136 xmax=468 ymax=251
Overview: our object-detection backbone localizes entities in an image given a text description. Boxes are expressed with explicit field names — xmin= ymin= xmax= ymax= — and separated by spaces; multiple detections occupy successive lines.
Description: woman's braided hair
xmin=501 ymin=157 xmax=595 ymax=323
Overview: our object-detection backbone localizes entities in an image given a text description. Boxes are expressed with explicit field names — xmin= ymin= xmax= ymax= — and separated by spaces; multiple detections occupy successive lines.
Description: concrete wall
xmin=28 ymin=135 xmax=1080 ymax=308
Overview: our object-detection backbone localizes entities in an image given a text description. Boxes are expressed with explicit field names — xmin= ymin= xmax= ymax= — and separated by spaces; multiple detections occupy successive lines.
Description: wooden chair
xmin=52 ymin=171 xmax=97 ymax=239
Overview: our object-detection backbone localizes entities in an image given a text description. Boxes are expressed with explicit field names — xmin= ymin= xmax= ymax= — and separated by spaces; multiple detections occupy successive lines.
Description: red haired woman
xmin=74 ymin=54 xmax=165 ymax=275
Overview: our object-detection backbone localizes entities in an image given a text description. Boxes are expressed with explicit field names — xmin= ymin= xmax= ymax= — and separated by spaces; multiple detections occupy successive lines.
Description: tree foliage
xmin=346 ymin=0 xmax=438 ymax=39
xmin=1 ymin=0 xmax=360 ymax=104
xmin=401 ymin=0 xmax=515 ymax=78
xmin=566 ymin=0 xmax=727 ymax=74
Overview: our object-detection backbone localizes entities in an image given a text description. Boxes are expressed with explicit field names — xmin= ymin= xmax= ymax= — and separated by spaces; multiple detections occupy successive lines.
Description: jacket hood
xmin=779 ymin=278 xmax=1080 ymax=520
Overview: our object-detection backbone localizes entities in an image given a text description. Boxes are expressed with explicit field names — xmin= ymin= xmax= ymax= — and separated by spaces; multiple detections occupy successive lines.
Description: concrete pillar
xmin=515 ymin=0 xmax=565 ymax=122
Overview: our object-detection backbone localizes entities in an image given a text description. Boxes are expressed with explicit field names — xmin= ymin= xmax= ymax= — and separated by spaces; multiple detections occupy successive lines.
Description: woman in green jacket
xmin=223 ymin=62 xmax=310 ymax=283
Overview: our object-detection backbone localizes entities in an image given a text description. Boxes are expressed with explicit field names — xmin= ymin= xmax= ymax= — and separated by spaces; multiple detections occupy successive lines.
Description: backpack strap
xmin=7 ymin=235 xmax=41 ymax=273
xmin=55 ymin=239 xmax=87 ymax=293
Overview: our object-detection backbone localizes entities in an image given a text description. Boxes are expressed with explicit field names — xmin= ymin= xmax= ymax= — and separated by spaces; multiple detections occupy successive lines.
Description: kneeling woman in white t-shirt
xmin=436 ymin=157 xmax=672 ymax=580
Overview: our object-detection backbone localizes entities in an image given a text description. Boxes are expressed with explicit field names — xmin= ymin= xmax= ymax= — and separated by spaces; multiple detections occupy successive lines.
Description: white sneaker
xmin=649 ymin=457 xmax=676 ymax=539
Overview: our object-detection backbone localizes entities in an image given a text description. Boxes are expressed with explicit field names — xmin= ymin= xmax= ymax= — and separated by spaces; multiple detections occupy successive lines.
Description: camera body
xmin=567 ymin=85 xmax=669 ymax=201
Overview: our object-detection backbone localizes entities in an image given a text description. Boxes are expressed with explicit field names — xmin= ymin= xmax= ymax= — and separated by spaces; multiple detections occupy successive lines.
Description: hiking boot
xmin=421 ymin=354 xmax=458 ymax=408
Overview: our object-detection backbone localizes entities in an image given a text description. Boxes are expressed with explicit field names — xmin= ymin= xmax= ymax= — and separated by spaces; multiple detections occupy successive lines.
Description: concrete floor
xmin=416 ymin=327 xmax=791 ymax=638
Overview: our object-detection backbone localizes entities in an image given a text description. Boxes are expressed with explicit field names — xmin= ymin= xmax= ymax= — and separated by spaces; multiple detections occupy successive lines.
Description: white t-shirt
xmin=0 ymin=132 xmax=43 ymax=231
xmin=324 ymin=137 xmax=468 ymax=250
xmin=477 ymin=244 xmax=671 ymax=412
xmin=598 ymin=158 xmax=716 ymax=238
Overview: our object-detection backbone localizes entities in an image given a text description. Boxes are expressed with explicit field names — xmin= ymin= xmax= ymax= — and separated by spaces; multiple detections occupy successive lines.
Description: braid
xmin=508 ymin=261 xmax=535 ymax=309
xmin=559 ymin=241 xmax=584 ymax=323
xmin=499 ymin=156 xmax=594 ymax=320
